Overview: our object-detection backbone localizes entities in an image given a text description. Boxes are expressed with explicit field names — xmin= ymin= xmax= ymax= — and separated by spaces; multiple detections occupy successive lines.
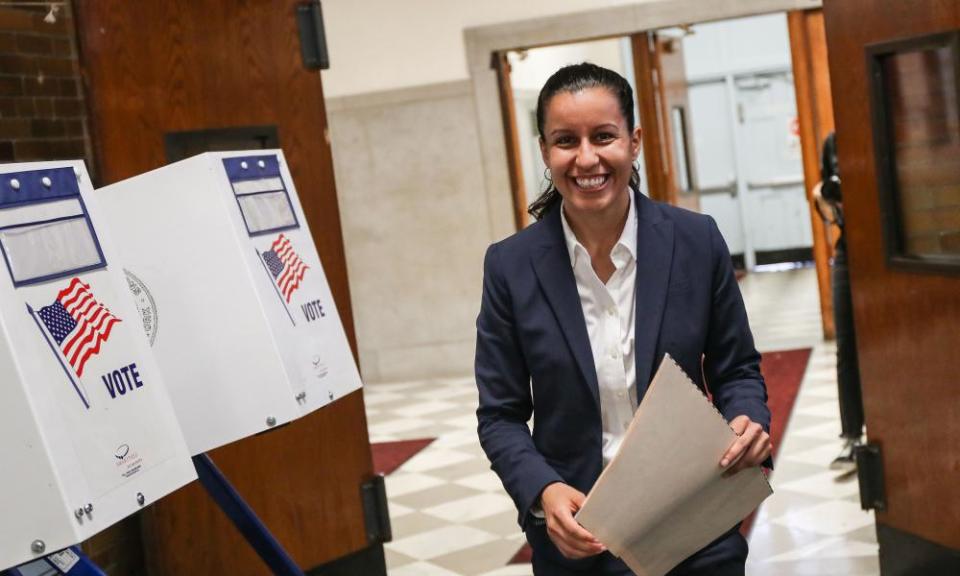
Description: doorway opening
xmin=504 ymin=13 xmax=815 ymax=273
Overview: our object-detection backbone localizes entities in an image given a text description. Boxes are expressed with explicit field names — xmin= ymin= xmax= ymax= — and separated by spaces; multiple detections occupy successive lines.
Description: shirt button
xmin=607 ymin=307 xmax=616 ymax=317
xmin=609 ymin=348 xmax=618 ymax=359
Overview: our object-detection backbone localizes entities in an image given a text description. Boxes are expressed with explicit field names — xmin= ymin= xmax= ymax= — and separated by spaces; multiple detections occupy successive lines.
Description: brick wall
xmin=0 ymin=3 xmax=93 ymax=170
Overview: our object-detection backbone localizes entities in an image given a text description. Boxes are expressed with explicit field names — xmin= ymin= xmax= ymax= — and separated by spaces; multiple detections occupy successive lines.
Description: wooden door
xmin=73 ymin=1 xmax=377 ymax=574
xmin=632 ymin=32 xmax=695 ymax=207
xmin=656 ymin=34 xmax=698 ymax=212
xmin=823 ymin=1 xmax=960 ymax=572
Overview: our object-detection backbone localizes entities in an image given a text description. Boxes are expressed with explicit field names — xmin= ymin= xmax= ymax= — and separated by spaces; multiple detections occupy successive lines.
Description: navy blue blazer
xmin=475 ymin=192 xmax=770 ymax=541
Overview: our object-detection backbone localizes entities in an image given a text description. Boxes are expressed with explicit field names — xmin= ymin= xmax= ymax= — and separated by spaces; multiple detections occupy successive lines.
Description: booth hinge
xmin=855 ymin=443 xmax=886 ymax=511
xmin=361 ymin=474 xmax=392 ymax=544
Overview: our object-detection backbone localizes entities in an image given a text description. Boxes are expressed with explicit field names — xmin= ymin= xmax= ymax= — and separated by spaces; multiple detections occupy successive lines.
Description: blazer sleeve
xmin=702 ymin=217 xmax=772 ymax=435
xmin=475 ymin=243 xmax=563 ymax=528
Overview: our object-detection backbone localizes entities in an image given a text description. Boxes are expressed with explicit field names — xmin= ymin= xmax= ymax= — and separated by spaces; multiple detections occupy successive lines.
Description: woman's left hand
xmin=720 ymin=415 xmax=772 ymax=476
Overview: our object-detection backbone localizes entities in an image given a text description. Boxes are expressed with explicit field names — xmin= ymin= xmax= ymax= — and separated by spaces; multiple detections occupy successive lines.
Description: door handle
xmin=745 ymin=176 xmax=804 ymax=190
xmin=695 ymin=182 xmax=737 ymax=196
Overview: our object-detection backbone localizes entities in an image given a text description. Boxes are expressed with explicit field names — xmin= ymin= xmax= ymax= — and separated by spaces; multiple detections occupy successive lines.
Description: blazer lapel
xmin=531 ymin=209 xmax=600 ymax=411
xmin=633 ymin=193 xmax=674 ymax=404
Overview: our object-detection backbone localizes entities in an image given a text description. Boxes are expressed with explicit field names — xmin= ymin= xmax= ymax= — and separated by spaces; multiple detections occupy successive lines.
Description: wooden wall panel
xmin=823 ymin=0 xmax=960 ymax=550
xmin=788 ymin=9 xmax=837 ymax=340
xmin=73 ymin=1 xmax=374 ymax=573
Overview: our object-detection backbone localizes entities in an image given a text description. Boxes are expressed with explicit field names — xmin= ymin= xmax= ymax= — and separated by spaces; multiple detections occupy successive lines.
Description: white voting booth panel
xmin=0 ymin=162 xmax=196 ymax=571
xmin=92 ymin=150 xmax=363 ymax=455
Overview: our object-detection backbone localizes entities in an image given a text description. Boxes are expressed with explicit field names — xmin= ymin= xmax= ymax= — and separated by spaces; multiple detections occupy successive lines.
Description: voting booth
xmin=0 ymin=162 xmax=196 ymax=572
xmin=91 ymin=150 xmax=363 ymax=455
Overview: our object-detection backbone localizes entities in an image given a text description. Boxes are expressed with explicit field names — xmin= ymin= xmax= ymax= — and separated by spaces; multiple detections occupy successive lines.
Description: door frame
xmin=788 ymin=8 xmax=837 ymax=338
xmin=494 ymin=52 xmax=531 ymax=230
xmin=631 ymin=31 xmax=678 ymax=206
xmin=466 ymin=0 xmax=821 ymax=242
xmin=471 ymin=0 xmax=834 ymax=339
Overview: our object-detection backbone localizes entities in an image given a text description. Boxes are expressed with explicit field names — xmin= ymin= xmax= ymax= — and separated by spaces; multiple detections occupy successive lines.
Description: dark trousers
xmin=832 ymin=237 xmax=864 ymax=439
xmin=530 ymin=527 xmax=747 ymax=576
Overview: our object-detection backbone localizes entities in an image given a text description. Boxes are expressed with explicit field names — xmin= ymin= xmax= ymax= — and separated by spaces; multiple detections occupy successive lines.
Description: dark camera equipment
xmin=818 ymin=132 xmax=844 ymax=226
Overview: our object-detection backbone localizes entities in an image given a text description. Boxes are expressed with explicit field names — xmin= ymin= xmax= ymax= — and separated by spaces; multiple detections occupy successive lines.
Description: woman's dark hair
xmin=819 ymin=132 xmax=841 ymax=203
xmin=527 ymin=62 xmax=642 ymax=220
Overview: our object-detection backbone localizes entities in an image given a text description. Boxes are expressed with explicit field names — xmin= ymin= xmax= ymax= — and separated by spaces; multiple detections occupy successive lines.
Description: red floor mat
xmin=740 ymin=346 xmax=812 ymax=536
xmin=371 ymin=438 xmax=435 ymax=475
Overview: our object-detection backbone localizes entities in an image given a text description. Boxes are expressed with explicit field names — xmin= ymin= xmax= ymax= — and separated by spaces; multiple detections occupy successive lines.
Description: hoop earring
xmin=630 ymin=161 xmax=643 ymax=194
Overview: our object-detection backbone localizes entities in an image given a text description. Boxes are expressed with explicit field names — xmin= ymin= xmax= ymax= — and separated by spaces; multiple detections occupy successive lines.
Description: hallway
xmin=740 ymin=268 xmax=879 ymax=576
xmin=364 ymin=267 xmax=880 ymax=575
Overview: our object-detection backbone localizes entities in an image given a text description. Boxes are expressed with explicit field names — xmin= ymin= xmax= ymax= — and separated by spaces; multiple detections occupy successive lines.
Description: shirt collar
xmin=560 ymin=191 xmax=637 ymax=268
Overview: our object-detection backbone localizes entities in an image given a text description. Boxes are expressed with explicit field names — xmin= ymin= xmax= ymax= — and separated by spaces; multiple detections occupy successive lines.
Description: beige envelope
xmin=576 ymin=354 xmax=772 ymax=576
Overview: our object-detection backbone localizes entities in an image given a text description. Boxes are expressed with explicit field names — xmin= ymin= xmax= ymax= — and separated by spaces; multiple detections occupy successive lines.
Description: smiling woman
xmin=536 ymin=74 xmax=642 ymax=284
xmin=529 ymin=64 xmax=643 ymax=224
xmin=475 ymin=63 xmax=772 ymax=576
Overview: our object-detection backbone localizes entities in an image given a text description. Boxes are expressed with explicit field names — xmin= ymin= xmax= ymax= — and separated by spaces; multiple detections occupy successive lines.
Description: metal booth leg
xmin=192 ymin=454 xmax=306 ymax=576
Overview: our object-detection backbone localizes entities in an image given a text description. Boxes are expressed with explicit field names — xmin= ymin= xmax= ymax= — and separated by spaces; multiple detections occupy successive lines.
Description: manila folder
xmin=575 ymin=354 xmax=772 ymax=576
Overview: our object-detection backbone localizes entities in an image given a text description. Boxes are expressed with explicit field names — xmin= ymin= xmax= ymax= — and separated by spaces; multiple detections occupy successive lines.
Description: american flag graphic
xmin=262 ymin=234 xmax=308 ymax=303
xmin=36 ymin=278 xmax=121 ymax=378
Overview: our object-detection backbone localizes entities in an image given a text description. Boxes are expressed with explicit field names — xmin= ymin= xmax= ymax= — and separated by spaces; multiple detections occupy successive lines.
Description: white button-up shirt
xmin=561 ymin=194 xmax=638 ymax=467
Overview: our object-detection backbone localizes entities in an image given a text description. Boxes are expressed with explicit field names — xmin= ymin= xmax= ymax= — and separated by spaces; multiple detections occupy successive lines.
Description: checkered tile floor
xmin=364 ymin=267 xmax=879 ymax=575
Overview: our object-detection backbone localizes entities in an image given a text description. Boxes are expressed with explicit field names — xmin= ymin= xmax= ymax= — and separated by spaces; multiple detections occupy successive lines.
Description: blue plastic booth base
xmin=4 ymin=546 xmax=105 ymax=576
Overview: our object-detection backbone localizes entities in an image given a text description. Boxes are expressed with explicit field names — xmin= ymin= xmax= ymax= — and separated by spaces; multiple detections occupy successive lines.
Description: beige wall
xmin=327 ymin=82 xmax=489 ymax=382
xmin=324 ymin=0 xmax=821 ymax=382
xmin=321 ymin=0 xmax=644 ymax=98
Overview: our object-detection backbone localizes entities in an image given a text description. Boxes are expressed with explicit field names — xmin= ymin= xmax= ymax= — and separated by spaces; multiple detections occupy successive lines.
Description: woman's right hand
xmin=540 ymin=482 xmax=607 ymax=559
